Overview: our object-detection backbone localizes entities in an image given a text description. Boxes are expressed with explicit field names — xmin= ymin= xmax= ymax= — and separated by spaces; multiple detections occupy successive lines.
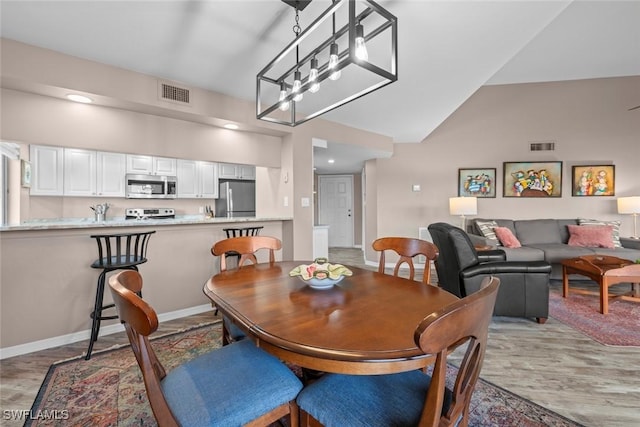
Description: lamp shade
xmin=449 ymin=197 xmax=478 ymax=216
xmin=617 ymin=196 xmax=640 ymax=214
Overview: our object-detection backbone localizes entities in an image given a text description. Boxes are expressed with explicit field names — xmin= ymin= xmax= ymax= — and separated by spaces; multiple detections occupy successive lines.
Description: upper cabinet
xmin=30 ymin=145 xmax=64 ymax=196
xmin=176 ymin=160 xmax=219 ymax=199
xmin=96 ymin=152 xmax=126 ymax=197
xmin=126 ymin=155 xmax=177 ymax=176
xmin=64 ymin=149 xmax=126 ymax=197
xmin=64 ymin=148 xmax=96 ymax=196
xmin=219 ymin=163 xmax=256 ymax=180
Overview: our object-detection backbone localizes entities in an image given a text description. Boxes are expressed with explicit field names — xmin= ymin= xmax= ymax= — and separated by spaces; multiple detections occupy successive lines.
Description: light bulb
xmin=355 ymin=23 xmax=368 ymax=61
xmin=328 ymin=42 xmax=341 ymax=81
xmin=308 ymin=57 xmax=320 ymax=93
xmin=292 ymin=70 xmax=303 ymax=102
xmin=278 ymin=83 xmax=290 ymax=111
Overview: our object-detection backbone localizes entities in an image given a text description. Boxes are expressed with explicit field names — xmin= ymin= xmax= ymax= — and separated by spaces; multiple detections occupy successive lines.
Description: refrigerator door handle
xmin=228 ymin=188 xmax=233 ymax=216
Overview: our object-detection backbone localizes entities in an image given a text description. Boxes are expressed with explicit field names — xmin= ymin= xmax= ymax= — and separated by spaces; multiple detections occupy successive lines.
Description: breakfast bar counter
xmin=0 ymin=216 xmax=292 ymax=357
xmin=0 ymin=215 xmax=292 ymax=232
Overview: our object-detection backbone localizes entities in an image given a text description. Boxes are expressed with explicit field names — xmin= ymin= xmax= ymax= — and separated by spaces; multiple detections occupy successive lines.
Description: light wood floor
xmin=1 ymin=248 xmax=639 ymax=427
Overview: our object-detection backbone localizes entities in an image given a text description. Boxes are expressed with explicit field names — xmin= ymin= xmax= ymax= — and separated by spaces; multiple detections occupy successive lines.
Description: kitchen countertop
xmin=0 ymin=215 xmax=293 ymax=232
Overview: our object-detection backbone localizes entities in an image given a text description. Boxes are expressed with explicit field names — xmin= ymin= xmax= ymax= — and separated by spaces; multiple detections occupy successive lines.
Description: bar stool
xmin=86 ymin=230 xmax=155 ymax=360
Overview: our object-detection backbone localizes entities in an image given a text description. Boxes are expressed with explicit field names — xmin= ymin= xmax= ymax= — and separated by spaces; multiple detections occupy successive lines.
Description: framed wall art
xmin=503 ymin=161 xmax=562 ymax=197
xmin=571 ymin=165 xmax=615 ymax=196
xmin=458 ymin=168 xmax=496 ymax=198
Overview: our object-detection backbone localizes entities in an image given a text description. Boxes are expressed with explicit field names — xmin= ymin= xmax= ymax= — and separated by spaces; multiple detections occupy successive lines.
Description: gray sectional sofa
xmin=468 ymin=218 xmax=640 ymax=279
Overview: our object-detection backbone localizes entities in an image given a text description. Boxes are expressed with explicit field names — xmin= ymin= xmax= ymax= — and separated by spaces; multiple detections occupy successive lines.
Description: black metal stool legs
xmin=86 ymin=266 xmax=139 ymax=360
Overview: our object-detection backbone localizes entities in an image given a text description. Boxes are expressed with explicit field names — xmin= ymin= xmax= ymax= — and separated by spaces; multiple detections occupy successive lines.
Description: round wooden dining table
xmin=203 ymin=261 xmax=459 ymax=375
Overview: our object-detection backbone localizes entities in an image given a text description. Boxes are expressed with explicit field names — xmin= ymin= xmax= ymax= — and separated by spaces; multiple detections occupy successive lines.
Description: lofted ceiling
xmin=1 ymin=0 xmax=639 ymax=174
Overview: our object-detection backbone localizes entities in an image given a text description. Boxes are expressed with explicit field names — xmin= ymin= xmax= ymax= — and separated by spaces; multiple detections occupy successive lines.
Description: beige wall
xmin=364 ymin=76 xmax=640 ymax=263
xmin=0 ymin=38 xmax=393 ymax=254
xmin=0 ymin=39 xmax=394 ymax=352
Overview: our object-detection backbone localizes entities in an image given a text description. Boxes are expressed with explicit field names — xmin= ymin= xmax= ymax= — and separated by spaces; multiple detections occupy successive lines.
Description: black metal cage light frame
xmin=256 ymin=0 xmax=397 ymax=127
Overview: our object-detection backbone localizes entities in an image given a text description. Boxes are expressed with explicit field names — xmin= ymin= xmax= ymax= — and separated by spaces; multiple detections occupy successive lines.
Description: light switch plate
xmin=301 ymin=197 xmax=310 ymax=207
xmin=412 ymin=184 xmax=421 ymax=192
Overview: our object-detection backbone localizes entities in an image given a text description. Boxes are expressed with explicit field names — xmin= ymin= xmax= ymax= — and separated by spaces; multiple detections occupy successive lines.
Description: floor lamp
xmin=617 ymin=196 xmax=640 ymax=239
xmin=449 ymin=197 xmax=478 ymax=232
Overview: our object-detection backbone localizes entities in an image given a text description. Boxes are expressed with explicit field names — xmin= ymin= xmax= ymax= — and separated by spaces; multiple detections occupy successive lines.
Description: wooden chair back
xmin=108 ymin=270 xmax=179 ymax=427
xmin=211 ymin=236 xmax=282 ymax=271
xmin=372 ymin=237 xmax=438 ymax=284
xmin=415 ymin=276 xmax=500 ymax=426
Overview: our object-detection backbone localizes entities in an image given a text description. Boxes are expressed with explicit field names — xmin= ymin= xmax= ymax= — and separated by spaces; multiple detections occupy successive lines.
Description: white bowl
xmin=303 ymin=275 xmax=346 ymax=290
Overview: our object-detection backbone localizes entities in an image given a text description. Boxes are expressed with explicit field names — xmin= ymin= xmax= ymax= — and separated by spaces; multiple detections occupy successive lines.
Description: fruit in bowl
xmin=289 ymin=258 xmax=353 ymax=289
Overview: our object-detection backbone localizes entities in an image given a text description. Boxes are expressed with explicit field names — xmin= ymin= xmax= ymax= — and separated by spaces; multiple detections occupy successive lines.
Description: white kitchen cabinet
xmin=126 ymin=155 xmax=176 ymax=176
xmin=153 ymin=156 xmax=177 ymax=176
xmin=30 ymin=145 xmax=64 ymax=196
xmin=176 ymin=159 xmax=218 ymax=199
xmin=218 ymin=163 xmax=255 ymax=180
xmin=64 ymin=148 xmax=96 ymax=196
xmin=64 ymin=149 xmax=126 ymax=197
xmin=96 ymin=151 xmax=126 ymax=197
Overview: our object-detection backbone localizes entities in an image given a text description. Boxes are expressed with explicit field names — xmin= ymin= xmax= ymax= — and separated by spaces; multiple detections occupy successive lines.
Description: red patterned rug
xmin=28 ymin=321 xmax=582 ymax=426
xmin=549 ymin=284 xmax=640 ymax=346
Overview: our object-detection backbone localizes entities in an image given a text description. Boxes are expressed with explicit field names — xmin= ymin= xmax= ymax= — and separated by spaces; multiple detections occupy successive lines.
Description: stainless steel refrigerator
xmin=215 ymin=180 xmax=256 ymax=218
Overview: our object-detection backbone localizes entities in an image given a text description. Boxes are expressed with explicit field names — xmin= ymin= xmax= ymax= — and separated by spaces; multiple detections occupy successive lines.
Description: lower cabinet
xmin=176 ymin=160 xmax=219 ymax=199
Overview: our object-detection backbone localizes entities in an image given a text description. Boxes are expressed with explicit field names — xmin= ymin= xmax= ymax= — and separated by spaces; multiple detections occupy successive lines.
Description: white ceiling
xmin=1 ymin=0 xmax=639 ymax=174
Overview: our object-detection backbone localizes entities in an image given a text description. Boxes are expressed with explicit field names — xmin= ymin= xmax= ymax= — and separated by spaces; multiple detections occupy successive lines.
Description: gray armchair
xmin=428 ymin=222 xmax=552 ymax=323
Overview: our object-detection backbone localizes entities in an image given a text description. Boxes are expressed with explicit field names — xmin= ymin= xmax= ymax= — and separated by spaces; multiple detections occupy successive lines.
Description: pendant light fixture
xmin=257 ymin=0 xmax=398 ymax=127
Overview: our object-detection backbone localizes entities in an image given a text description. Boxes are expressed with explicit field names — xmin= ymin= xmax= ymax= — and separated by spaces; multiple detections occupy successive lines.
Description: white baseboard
xmin=0 ymin=304 xmax=213 ymax=360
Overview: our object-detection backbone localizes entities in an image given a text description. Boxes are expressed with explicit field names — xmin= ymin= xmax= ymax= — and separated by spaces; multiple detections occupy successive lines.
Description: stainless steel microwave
xmin=126 ymin=174 xmax=177 ymax=199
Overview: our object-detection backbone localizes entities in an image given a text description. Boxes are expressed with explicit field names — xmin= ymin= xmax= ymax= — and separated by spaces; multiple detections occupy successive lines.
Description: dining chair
xmin=222 ymin=226 xmax=265 ymax=263
xmin=296 ymin=276 xmax=500 ymax=427
xmin=108 ymin=270 xmax=302 ymax=427
xmin=211 ymin=235 xmax=282 ymax=344
xmin=372 ymin=236 xmax=438 ymax=285
xmin=212 ymin=235 xmax=281 ymax=271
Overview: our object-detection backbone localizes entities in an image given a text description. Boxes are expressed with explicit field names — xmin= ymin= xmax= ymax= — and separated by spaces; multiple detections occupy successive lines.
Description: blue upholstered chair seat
xmin=162 ymin=339 xmax=302 ymax=426
xmin=223 ymin=315 xmax=246 ymax=341
xmin=297 ymin=370 xmax=453 ymax=427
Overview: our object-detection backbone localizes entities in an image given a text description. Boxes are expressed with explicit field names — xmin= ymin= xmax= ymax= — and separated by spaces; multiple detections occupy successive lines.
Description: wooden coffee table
xmin=561 ymin=255 xmax=640 ymax=314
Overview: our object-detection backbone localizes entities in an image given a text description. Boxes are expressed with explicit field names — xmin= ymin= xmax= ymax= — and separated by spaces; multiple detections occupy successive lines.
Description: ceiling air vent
xmin=529 ymin=141 xmax=555 ymax=151
xmin=159 ymin=82 xmax=190 ymax=104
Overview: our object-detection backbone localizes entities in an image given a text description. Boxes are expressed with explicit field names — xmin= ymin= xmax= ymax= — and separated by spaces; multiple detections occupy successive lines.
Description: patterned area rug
xmin=29 ymin=321 xmax=582 ymax=426
xmin=549 ymin=286 xmax=640 ymax=346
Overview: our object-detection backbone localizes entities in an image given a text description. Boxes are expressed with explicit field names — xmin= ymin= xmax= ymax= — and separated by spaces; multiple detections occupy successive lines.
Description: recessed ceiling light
xmin=328 ymin=159 xmax=335 ymax=164
xmin=224 ymin=123 xmax=239 ymax=130
xmin=66 ymin=94 xmax=92 ymax=103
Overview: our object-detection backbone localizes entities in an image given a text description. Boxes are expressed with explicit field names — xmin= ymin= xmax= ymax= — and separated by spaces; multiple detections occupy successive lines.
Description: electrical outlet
xmin=284 ymin=196 xmax=289 ymax=207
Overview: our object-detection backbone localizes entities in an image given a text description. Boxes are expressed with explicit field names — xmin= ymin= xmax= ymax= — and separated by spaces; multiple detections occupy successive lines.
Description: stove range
xmin=125 ymin=208 xmax=175 ymax=219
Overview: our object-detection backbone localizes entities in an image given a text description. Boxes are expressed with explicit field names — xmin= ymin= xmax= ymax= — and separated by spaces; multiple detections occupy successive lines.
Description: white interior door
xmin=318 ymin=175 xmax=354 ymax=247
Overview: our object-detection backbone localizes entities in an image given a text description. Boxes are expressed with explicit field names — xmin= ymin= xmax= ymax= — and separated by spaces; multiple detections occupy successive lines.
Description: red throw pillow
xmin=493 ymin=226 xmax=521 ymax=248
xmin=567 ymin=224 xmax=614 ymax=248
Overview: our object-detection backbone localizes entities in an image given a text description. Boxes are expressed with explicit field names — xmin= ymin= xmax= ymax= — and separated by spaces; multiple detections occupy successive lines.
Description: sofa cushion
xmin=494 ymin=226 xmax=521 ymax=248
xmin=475 ymin=220 xmax=500 ymax=246
xmin=578 ymin=218 xmax=622 ymax=247
xmin=527 ymin=243 xmax=595 ymax=264
xmin=585 ymin=247 xmax=640 ymax=262
xmin=514 ymin=219 xmax=562 ymax=245
xmin=497 ymin=246 xmax=545 ymax=262
xmin=567 ymin=224 xmax=615 ymax=248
